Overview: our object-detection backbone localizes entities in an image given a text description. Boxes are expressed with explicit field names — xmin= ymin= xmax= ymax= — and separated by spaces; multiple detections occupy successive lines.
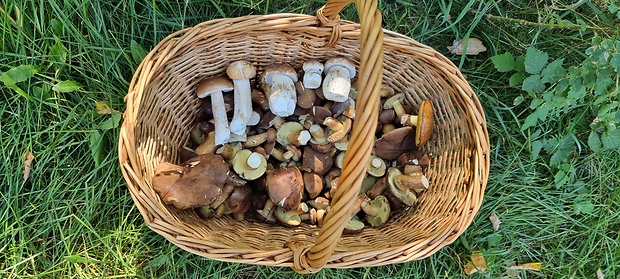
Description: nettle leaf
xmin=491 ymin=52 xmax=515 ymax=72
xmin=52 ymin=80 xmax=82 ymax=92
xmin=554 ymin=169 xmax=570 ymax=188
xmin=588 ymin=130 xmax=602 ymax=153
xmin=567 ymin=85 xmax=587 ymax=100
xmin=2 ymin=64 xmax=40 ymax=83
xmin=541 ymin=58 xmax=565 ymax=83
xmin=525 ymin=48 xmax=549 ymax=74
xmin=521 ymin=74 xmax=545 ymax=93
xmin=509 ymin=72 xmax=525 ymax=87
xmin=521 ymin=108 xmax=548 ymax=131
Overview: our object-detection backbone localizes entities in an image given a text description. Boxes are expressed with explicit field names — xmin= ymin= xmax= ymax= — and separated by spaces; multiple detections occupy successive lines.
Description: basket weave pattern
xmin=119 ymin=0 xmax=489 ymax=273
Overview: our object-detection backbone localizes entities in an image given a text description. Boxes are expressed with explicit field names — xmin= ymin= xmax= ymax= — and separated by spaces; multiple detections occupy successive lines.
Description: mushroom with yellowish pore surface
xmin=232 ymin=149 xmax=267 ymax=181
xmin=400 ymin=99 xmax=434 ymax=147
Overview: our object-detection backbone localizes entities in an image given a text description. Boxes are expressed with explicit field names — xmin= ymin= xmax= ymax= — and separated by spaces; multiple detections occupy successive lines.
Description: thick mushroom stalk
xmin=196 ymin=76 xmax=234 ymax=145
xmin=322 ymin=57 xmax=356 ymax=102
xmin=262 ymin=64 xmax=298 ymax=117
xmin=302 ymin=59 xmax=324 ymax=89
xmin=227 ymin=60 xmax=257 ymax=136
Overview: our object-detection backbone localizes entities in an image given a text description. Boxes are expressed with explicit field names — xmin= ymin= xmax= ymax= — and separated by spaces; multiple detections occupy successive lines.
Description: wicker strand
xmin=300 ymin=0 xmax=384 ymax=273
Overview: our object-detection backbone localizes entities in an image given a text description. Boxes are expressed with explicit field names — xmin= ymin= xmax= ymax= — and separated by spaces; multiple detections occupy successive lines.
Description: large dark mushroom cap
xmin=374 ymin=126 xmax=417 ymax=160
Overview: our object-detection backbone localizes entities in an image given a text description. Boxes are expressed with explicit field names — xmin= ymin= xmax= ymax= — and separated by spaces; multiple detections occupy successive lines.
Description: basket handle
xmin=290 ymin=0 xmax=384 ymax=273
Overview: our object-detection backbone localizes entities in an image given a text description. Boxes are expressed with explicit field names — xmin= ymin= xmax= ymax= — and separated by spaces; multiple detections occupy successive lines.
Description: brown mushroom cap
xmin=265 ymin=167 xmax=304 ymax=211
xmin=229 ymin=185 xmax=253 ymax=214
xmin=152 ymin=162 xmax=183 ymax=196
xmin=301 ymin=146 xmax=334 ymax=175
xmin=159 ymin=154 xmax=229 ymax=209
xmin=263 ymin=63 xmax=298 ymax=85
xmin=303 ymin=172 xmax=323 ymax=199
xmin=226 ymin=60 xmax=256 ymax=80
xmin=196 ymin=76 xmax=234 ymax=98
xmin=373 ymin=126 xmax=417 ymax=160
xmin=415 ymin=100 xmax=434 ymax=147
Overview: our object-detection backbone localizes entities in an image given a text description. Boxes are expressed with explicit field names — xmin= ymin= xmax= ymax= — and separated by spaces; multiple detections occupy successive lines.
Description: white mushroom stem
xmin=247 ymin=111 xmax=261 ymax=126
xmin=246 ymin=152 xmax=263 ymax=169
xmin=210 ymin=92 xmax=231 ymax=145
xmin=230 ymin=79 xmax=253 ymax=135
xmin=322 ymin=66 xmax=352 ymax=102
xmin=268 ymin=74 xmax=297 ymax=117
xmin=303 ymin=71 xmax=323 ymax=89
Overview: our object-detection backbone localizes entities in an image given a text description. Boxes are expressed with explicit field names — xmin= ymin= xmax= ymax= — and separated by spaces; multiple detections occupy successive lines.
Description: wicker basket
xmin=119 ymin=0 xmax=490 ymax=273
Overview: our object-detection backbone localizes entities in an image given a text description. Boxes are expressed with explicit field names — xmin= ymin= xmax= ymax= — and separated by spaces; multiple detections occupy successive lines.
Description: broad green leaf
xmin=491 ymin=52 xmax=515 ymax=72
xmin=513 ymin=95 xmax=524 ymax=106
xmin=515 ymin=56 xmax=526 ymax=72
xmin=540 ymin=58 xmax=565 ymax=83
xmin=567 ymin=85 xmax=587 ymax=100
xmin=2 ymin=64 xmax=40 ymax=83
xmin=130 ymin=40 xmax=148 ymax=64
xmin=574 ymin=199 xmax=594 ymax=214
xmin=521 ymin=113 xmax=539 ymax=131
xmin=51 ymin=19 xmax=63 ymax=36
xmin=601 ymin=129 xmax=620 ymax=149
xmin=96 ymin=114 xmax=122 ymax=130
xmin=509 ymin=72 xmax=524 ymax=87
xmin=524 ymin=48 xmax=548 ymax=74
xmin=611 ymin=53 xmax=620 ymax=70
xmin=64 ymin=255 xmax=102 ymax=264
xmin=49 ymin=41 xmax=67 ymax=64
xmin=554 ymin=170 xmax=569 ymax=188
xmin=521 ymin=74 xmax=545 ymax=93
xmin=550 ymin=149 xmax=571 ymax=166
xmin=52 ymin=80 xmax=82 ymax=92
xmin=588 ymin=130 xmax=601 ymax=153
xmin=0 ymin=73 xmax=30 ymax=100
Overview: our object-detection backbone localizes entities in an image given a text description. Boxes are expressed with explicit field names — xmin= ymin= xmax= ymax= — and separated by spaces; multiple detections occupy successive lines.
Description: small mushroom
xmin=209 ymin=184 xmax=235 ymax=209
xmin=195 ymin=131 xmax=216 ymax=155
xmin=232 ymin=149 xmax=267 ymax=181
xmin=343 ymin=215 xmax=365 ymax=234
xmin=227 ymin=60 xmax=257 ymax=136
xmin=366 ymin=155 xmax=386 ymax=177
xmin=360 ymin=175 xmax=379 ymax=195
xmin=274 ymin=206 xmax=302 ymax=227
xmin=157 ymin=154 xmax=229 ymax=209
xmin=399 ymin=100 xmax=434 ymax=147
xmin=303 ymin=172 xmax=324 ymax=199
xmin=196 ymin=76 xmax=234 ymax=145
xmin=394 ymin=173 xmax=429 ymax=194
xmin=373 ymin=126 xmax=417 ymax=160
xmin=308 ymin=124 xmax=328 ymax=145
xmin=383 ymin=93 xmax=407 ymax=118
xmin=378 ymin=109 xmax=396 ymax=124
xmin=385 ymin=167 xmax=417 ymax=206
xmin=302 ymin=59 xmax=324 ymax=89
xmin=265 ymin=167 xmax=304 ymax=211
xmin=179 ymin=146 xmax=198 ymax=163
xmin=367 ymin=177 xmax=387 ymax=199
xmin=243 ymin=128 xmax=276 ymax=148
xmin=251 ymin=89 xmax=270 ymax=112
xmin=301 ymin=146 xmax=333 ymax=175
xmin=276 ymin=122 xmax=311 ymax=146
xmin=229 ymin=185 xmax=253 ymax=221
xmin=322 ymin=57 xmax=356 ymax=102
xmin=323 ymin=116 xmax=352 ymax=143
xmin=296 ymin=81 xmax=317 ymax=109
xmin=256 ymin=198 xmax=277 ymax=224
xmin=361 ymin=195 xmax=391 ymax=227
xmin=190 ymin=123 xmax=206 ymax=145
xmin=309 ymin=106 xmax=332 ymax=123
xmin=262 ymin=64 xmax=298 ymax=117
xmin=307 ymin=197 xmax=330 ymax=211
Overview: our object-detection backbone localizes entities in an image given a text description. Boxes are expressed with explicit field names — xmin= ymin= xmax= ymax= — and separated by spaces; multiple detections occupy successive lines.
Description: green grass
xmin=1 ymin=0 xmax=619 ymax=278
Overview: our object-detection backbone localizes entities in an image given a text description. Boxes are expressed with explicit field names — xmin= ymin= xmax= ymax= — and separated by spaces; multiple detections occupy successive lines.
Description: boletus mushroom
xmin=154 ymin=154 xmax=229 ymax=209
xmin=361 ymin=195 xmax=391 ymax=227
xmin=385 ymin=167 xmax=418 ymax=206
xmin=400 ymin=99 xmax=434 ymax=147
xmin=265 ymin=167 xmax=304 ymax=211
xmin=373 ymin=126 xmax=417 ymax=160
xmin=196 ymin=76 xmax=234 ymax=145
xmin=232 ymin=149 xmax=267 ymax=181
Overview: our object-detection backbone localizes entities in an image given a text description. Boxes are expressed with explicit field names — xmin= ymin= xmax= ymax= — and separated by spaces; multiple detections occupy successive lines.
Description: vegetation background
xmin=1 ymin=0 xmax=618 ymax=278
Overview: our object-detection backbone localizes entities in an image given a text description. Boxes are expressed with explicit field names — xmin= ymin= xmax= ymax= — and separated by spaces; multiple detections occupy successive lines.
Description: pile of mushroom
xmin=152 ymin=57 xmax=434 ymax=232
